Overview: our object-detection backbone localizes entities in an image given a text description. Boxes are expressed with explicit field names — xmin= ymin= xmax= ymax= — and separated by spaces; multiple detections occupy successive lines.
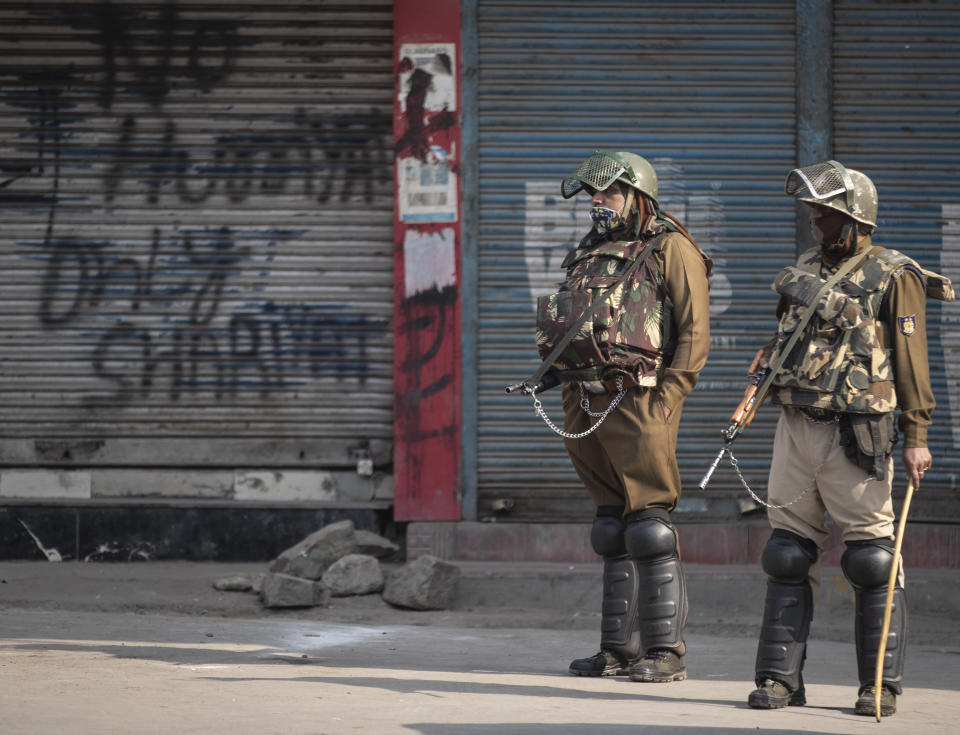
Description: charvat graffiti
xmin=0 ymin=2 xmax=392 ymax=405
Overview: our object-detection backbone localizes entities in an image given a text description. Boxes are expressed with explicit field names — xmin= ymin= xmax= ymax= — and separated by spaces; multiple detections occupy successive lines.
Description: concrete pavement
xmin=1 ymin=560 xmax=959 ymax=734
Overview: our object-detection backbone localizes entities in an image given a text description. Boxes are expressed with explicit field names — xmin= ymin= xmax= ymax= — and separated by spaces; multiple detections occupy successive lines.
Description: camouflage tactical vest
xmin=770 ymin=246 xmax=917 ymax=413
xmin=535 ymin=232 xmax=674 ymax=392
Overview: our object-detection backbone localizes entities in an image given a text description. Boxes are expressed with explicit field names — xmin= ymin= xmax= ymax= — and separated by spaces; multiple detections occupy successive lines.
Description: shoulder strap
xmin=522 ymin=238 xmax=660 ymax=391
xmin=744 ymin=246 xmax=882 ymax=425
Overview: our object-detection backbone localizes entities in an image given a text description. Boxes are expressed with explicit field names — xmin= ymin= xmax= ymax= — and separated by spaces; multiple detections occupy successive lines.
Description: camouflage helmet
xmin=561 ymin=150 xmax=658 ymax=204
xmin=785 ymin=160 xmax=878 ymax=229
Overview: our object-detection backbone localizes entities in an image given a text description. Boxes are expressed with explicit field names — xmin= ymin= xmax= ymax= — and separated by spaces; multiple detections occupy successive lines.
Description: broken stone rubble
xmin=382 ymin=554 xmax=460 ymax=611
xmin=213 ymin=520 xmax=460 ymax=611
xmin=268 ymin=519 xmax=358 ymax=580
xmin=261 ymin=572 xmax=331 ymax=608
xmin=322 ymin=553 xmax=384 ymax=596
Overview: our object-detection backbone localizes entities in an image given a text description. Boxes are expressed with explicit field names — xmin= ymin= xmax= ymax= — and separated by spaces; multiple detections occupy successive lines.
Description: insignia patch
xmin=898 ymin=315 xmax=917 ymax=335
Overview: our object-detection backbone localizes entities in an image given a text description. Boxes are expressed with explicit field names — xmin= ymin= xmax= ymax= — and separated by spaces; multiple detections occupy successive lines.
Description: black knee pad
xmin=761 ymin=529 xmax=818 ymax=584
xmin=623 ymin=507 xmax=677 ymax=562
xmin=842 ymin=539 xmax=894 ymax=590
xmin=590 ymin=506 xmax=626 ymax=557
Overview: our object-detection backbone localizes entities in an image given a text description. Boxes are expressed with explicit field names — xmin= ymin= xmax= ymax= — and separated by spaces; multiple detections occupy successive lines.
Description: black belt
xmin=798 ymin=406 xmax=840 ymax=423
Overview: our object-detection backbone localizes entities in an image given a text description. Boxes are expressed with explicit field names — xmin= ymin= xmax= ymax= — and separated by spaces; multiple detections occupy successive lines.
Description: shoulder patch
xmin=898 ymin=315 xmax=917 ymax=335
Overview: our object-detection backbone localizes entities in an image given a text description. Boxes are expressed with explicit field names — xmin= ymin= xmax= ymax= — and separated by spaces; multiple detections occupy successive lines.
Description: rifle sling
xmin=743 ymin=246 xmax=882 ymax=426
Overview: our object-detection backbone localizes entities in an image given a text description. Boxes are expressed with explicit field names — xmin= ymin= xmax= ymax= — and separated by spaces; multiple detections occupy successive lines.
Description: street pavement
xmin=1 ymin=560 xmax=958 ymax=734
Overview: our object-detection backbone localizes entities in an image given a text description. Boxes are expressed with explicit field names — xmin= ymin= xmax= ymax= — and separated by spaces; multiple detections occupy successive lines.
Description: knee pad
xmin=761 ymin=529 xmax=818 ymax=584
xmin=623 ymin=507 xmax=677 ymax=562
xmin=590 ymin=506 xmax=626 ymax=557
xmin=842 ymin=539 xmax=894 ymax=590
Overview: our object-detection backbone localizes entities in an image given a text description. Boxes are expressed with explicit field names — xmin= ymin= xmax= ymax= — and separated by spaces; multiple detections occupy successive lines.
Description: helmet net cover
xmin=784 ymin=160 xmax=855 ymax=212
xmin=561 ymin=151 xmax=636 ymax=199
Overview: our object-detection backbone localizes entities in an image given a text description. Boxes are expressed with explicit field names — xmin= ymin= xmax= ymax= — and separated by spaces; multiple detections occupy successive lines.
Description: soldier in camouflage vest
xmin=745 ymin=161 xmax=953 ymax=717
xmin=539 ymin=151 xmax=712 ymax=684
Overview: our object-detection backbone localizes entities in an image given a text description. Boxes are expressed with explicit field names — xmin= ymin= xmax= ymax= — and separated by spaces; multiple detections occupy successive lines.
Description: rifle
xmin=698 ymin=365 xmax=770 ymax=490
xmin=505 ymin=370 xmax=560 ymax=396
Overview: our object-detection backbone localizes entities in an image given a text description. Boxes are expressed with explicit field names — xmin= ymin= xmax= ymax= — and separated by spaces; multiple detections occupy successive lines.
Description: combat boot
xmin=855 ymin=685 xmax=897 ymax=717
xmin=752 ymin=531 xmax=817 ymax=702
xmin=622 ymin=509 xmax=688 ymax=684
xmin=842 ymin=542 xmax=906 ymax=707
xmin=748 ymin=675 xmax=806 ymax=709
xmin=568 ymin=650 xmax=636 ymax=677
xmin=568 ymin=553 xmax=641 ymax=677
xmin=628 ymin=649 xmax=686 ymax=683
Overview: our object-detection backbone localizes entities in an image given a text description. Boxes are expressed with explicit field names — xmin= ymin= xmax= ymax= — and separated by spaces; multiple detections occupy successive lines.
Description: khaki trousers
xmin=766 ymin=406 xmax=901 ymax=587
xmin=562 ymin=385 xmax=682 ymax=515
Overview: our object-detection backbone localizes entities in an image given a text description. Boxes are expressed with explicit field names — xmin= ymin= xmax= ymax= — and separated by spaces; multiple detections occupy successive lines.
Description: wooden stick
xmin=874 ymin=480 xmax=915 ymax=722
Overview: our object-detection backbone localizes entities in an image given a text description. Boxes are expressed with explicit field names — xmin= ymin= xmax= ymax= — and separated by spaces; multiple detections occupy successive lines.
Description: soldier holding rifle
xmin=738 ymin=161 xmax=952 ymax=716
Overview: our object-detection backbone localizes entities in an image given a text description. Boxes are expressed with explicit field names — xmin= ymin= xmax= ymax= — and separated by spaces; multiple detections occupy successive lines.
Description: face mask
xmin=590 ymin=206 xmax=622 ymax=234
xmin=810 ymin=209 xmax=853 ymax=253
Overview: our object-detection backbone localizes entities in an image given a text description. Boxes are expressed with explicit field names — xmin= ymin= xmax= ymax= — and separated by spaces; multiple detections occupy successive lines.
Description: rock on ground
xmin=355 ymin=529 xmax=400 ymax=559
xmin=212 ymin=574 xmax=258 ymax=592
xmin=260 ymin=572 xmax=331 ymax=608
xmin=322 ymin=554 xmax=385 ymax=597
xmin=382 ymin=554 xmax=460 ymax=611
xmin=268 ymin=520 xmax=358 ymax=580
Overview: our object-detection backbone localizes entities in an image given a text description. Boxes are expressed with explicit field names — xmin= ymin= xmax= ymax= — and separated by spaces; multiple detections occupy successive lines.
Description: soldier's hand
xmin=903 ymin=446 xmax=932 ymax=489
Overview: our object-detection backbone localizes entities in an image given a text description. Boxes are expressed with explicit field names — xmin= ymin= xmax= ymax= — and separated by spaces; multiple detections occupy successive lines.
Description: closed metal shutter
xmin=475 ymin=1 xmax=797 ymax=521
xmin=834 ymin=0 xmax=960 ymax=520
xmin=0 ymin=2 xmax=394 ymax=476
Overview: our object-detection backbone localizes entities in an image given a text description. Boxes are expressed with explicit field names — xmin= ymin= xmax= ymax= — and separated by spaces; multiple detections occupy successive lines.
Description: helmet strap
xmin=621 ymin=188 xmax=635 ymax=227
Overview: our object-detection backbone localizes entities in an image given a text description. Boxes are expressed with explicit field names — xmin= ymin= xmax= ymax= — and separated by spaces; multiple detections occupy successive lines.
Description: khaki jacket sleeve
xmin=884 ymin=268 xmax=935 ymax=447
xmin=656 ymin=233 xmax=711 ymax=413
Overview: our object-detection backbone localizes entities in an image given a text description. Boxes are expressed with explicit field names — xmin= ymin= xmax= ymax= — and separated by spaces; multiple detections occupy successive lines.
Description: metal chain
xmin=728 ymin=449 xmax=815 ymax=509
xmin=532 ymin=376 xmax=626 ymax=439
xmin=579 ymin=383 xmax=608 ymax=417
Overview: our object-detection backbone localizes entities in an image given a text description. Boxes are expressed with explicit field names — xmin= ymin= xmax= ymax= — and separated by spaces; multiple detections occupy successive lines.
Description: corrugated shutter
xmin=0 ymin=1 xmax=394 ymax=471
xmin=834 ymin=0 xmax=960 ymax=520
xmin=475 ymin=0 xmax=797 ymax=521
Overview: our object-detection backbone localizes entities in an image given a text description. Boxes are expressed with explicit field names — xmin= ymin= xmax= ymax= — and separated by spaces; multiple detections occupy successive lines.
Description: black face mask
xmin=810 ymin=209 xmax=855 ymax=257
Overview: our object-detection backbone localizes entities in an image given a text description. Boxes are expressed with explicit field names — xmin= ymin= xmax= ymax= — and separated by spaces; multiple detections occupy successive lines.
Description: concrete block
xmin=0 ymin=470 xmax=91 ymax=500
xmin=234 ymin=470 xmax=339 ymax=502
xmin=92 ymin=469 xmax=233 ymax=498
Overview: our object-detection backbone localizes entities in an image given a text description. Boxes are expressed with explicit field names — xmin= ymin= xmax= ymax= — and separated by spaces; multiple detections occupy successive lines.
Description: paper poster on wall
xmin=398 ymin=146 xmax=457 ymax=223
xmin=403 ymin=227 xmax=456 ymax=297
xmin=396 ymin=42 xmax=458 ymax=223
xmin=397 ymin=42 xmax=456 ymax=114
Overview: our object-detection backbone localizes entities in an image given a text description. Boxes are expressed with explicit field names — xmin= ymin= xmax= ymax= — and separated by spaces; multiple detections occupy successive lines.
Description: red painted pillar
xmin=392 ymin=0 xmax=462 ymax=521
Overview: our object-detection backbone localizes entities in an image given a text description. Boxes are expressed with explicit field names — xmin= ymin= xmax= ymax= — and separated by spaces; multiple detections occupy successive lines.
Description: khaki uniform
xmin=562 ymin=231 xmax=711 ymax=515
xmin=766 ymin=235 xmax=933 ymax=580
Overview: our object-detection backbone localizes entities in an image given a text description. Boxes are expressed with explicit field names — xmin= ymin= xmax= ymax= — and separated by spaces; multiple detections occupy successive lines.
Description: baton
xmin=873 ymin=479 xmax=915 ymax=722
